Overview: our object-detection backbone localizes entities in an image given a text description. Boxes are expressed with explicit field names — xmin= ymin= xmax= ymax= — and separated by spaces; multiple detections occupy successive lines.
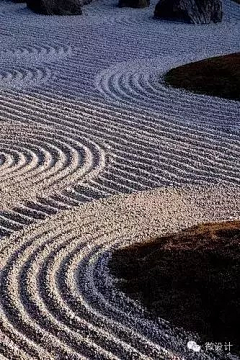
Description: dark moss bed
xmin=109 ymin=221 xmax=240 ymax=355
xmin=164 ymin=53 xmax=240 ymax=101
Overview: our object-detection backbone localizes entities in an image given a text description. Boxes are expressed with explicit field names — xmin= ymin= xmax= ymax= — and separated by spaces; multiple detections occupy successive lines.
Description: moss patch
xmin=109 ymin=220 xmax=240 ymax=355
xmin=164 ymin=53 xmax=240 ymax=101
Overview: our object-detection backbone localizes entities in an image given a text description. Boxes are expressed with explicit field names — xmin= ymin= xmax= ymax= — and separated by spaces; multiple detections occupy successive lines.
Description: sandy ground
xmin=1 ymin=185 xmax=240 ymax=359
xmin=0 ymin=0 xmax=239 ymax=358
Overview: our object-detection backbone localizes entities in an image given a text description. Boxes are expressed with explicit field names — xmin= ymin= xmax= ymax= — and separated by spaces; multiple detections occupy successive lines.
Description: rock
xmin=154 ymin=0 xmax=223 ymax=24
xmin=26 ymin=0 xmax=83 ymax=15
xmin=118 ymin=0 xmax=149 ymax=8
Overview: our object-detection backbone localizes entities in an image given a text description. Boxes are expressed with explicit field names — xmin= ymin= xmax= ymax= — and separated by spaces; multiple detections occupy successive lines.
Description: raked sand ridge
xmin=1 ymin=185 xmax=240 ymax=360
xmin=0 ymin=0 xmax=239 ymax=358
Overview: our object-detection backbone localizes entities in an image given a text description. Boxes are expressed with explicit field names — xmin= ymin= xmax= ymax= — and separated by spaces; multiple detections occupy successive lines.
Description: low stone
xmin=26 ymin=0 xmax=83 ymax=15
xmin=118 ymin=0 xmax=149 ymax=9
xmin=154 ymin=0 xmax=222 ymax=24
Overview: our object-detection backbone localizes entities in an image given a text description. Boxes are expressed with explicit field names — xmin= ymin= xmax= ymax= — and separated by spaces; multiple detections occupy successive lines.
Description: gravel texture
xmin=0 ymin=0 xmax=239 ymax=358
xmin=1 ymin=185 xmax=240 ymax=359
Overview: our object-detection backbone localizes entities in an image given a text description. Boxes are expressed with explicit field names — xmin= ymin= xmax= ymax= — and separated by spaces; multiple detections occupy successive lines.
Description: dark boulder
xmin=154 ymin=0 xmax=222 ymax=24
xmin=26 ymin=0 xmax=83 ymax=15
xmin=119 ymin=0 xmax=149 ymax=8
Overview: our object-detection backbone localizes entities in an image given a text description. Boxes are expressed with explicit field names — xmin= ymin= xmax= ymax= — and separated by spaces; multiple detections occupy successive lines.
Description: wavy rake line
xmin=2 ymin=86 xmax=238 ymax=148
xmin=0 ymin=122 xmax=106 ymax=211
xmin=0 ymin=201 xmax=169 ymax=359
xmin=0 ymin=44 xmax=73 ymax=92
xmin=0 ymin=1 xmax=239 ymax=357
xmin=17 ymin=61 xmax=235 ymax=139
xmin=3 ymin=78 xmax=240 ymax=172
xmin=0 ymin=43 xmax=72 ymax=90
xmin=1 ymin=185 xmax=239 ymax=359
xmin=39 ymin=74 xmax=239 ymax=134
xmin=0 ymin=77 xmax=239 ymax=236
xmin=1 ymin=94 xmax=238 ymax=191
xmin=0 ymin=221 xmax=155 ymax=359
xmin=0 ymin=328 xmax=36 ymax=360
xmin=0 ymin=66 xmax=53 ymax=89
xmin=0 ymin=44 xmax=72 ymax=63
xmin=104 ymin=10 xmax=158 ymax=27
xmin=0 ymin=0 xmax=239 ymax=238
xmin=95 ymin=56 xmax=240 ymax=128
xmin=85 ymin=9 xmax=152 ymax=26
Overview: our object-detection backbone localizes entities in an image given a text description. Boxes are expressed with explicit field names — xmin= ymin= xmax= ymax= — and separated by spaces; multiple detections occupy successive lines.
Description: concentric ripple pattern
xmin=0 ymin=185 xmax=240 ymax=360
xmin=0 ymin=121 xmax=106 ymax=211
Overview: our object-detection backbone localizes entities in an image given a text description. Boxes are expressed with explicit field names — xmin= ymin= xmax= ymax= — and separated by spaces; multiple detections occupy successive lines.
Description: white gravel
xmin=0 ymin=0 xmax=239 ymax=358
xmin=1 ymin=184 xmax=240 ymax=359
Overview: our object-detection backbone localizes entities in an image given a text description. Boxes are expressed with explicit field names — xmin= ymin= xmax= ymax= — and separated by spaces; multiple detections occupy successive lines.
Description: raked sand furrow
xmin=0 ymin=78 xmax=239 ymax=233
xmin=1 ymin=185 xmax=240 ymax=359
xmin=3 ymin=89 xmax=239 ymax=185
xmin=0 ymin=121 xmax=106 ymax=210
xmin=6 ymin=79 xmax=239 ymax=153
xmin=95 ymin=56 xmax=240 ymax=128
xmin=0 ymin=44 xmax=72 ymax=64
xmin=4 ymin=88 xmax=237 ymax=148
xmin=0 ymin=42 xmax=73 ymax=90
xmin=0 ymin=0 xmax=239 ymax=358
xmin=0 ymin=66 xmax=53 ymax=89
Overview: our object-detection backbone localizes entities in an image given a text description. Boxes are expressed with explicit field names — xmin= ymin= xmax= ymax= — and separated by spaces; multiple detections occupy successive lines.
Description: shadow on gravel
xmin=109 ymin=220 xmax=240 ymax=356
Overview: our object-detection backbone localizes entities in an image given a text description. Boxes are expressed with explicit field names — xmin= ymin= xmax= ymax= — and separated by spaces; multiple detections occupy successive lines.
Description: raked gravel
xmin=0 ymin=0 xmax=239 ymax=235
xmin=0 ymin=0 xmax=239 ymax=358
xmin=1 ymin=184 xmax=240 ymax=359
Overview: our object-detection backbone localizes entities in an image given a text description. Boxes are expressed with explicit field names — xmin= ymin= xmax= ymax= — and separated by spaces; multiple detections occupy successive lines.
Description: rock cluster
xmin=12 ymin=0 xmax=223 ymax=22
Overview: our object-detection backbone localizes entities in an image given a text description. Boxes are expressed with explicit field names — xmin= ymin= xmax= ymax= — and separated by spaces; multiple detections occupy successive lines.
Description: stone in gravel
xmin=109 ymin=220 xmax=240 ymax=354
xmin=26 ymin=0 xmax=83 ymax=15
xmin=154 ymin=0 xmax=222 ymax=24
xmin=118 ymin=0 xmax=150 ymax=9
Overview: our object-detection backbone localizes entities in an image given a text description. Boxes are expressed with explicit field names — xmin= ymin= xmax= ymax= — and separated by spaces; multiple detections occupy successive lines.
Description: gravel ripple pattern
xmin=1 ymin=185 xmax=240 ymax=360
xmin=0 ymin=0 xmax=239 ymax=358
